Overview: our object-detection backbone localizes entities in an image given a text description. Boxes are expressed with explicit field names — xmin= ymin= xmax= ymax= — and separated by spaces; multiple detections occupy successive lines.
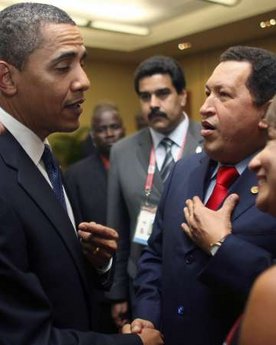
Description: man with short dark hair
xmin=107 ymin=55 xmax=203 ymax=327
xmin=0 ymin=3 xmax=163 ymax=345
xmin=127 ymin=46 xmax=276 ymax=345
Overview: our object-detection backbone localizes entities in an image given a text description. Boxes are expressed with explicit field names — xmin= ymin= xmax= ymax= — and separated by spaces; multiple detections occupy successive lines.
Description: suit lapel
xmin=0 ymin=133 xmax=90 ymax=293
xmin=182 ymin=120 xmax=203 ymax=157
xmin=229 ymin=167 xmax=257 ymax=221
xmin=187 ymin=153 xmax=211 ymax=200
xmin=136 ymin=129 xmax=163 ymax=194
xmin=136 ymin=129 xmax=152 ymax=171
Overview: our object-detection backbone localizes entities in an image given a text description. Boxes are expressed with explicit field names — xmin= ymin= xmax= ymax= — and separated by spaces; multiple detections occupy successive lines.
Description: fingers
xmin=220 ymin=193 xmax=239 ymax=215
xmin=78 ymin=221 xmax=119 ymax=240
xmin=132 ymin=319 xmax=155 ymax=333
xmin=78 ymin=222 xmax=119 ymax=255
xmin=181 ymin=222 xmax=192 ymax=239
xmin=121 ymin=324 xmax=131 ymax=334
xmin=78 ymin=222 xmax=119 ymax=268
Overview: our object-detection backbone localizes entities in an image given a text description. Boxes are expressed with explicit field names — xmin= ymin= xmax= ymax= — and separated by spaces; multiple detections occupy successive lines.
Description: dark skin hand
xmin=78 ymin=221 xmax=119 ymax=269
xmin=122 ymin=322 xmax=164 ymax=345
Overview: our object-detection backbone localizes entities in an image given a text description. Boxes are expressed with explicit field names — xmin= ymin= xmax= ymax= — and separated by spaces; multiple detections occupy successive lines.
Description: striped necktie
xmin=41 ymin=144 xmax=67 ymax=210
xmin=160 ymin=137 xmax=175 ymax=182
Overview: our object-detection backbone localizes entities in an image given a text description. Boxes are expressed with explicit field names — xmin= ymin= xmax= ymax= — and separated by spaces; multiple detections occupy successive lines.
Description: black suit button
xmin=177 ymin=305 xmax=185 ymax=316
xmin=185 ymin=254 xmax=194 ymax=264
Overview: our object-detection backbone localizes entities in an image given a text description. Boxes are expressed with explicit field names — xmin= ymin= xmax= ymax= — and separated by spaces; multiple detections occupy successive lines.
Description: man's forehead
xmin=41 ymin=23 xmax=84 ymax=47
xmin=206 ymin=61 xmax=251 ymax=87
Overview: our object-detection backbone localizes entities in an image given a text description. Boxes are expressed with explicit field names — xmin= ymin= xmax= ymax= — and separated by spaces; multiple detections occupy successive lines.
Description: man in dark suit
xmin=107 ymin=55 xmax=203 ymax=328
xmin=126 ymin=46 xmax=276 ymax=345
xmin=65 ymin=102 xmax=125 ymax=332
xmin=0 ymin=3 xmax=163 ymax=345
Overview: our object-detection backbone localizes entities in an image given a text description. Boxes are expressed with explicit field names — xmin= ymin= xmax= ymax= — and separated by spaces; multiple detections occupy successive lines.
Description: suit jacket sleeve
xmin=106 ymin=145 xmax=131 ymax=301
xmin=0 ymin=198 xmax=141 ymax=345
xmin=132 ymin=170 xmax=173 ymax=328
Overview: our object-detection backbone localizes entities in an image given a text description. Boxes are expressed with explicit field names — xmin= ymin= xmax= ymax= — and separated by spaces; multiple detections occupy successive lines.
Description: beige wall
xmin=81 ymin=60 xmax=139 ymax=134
xmin=79 ymin=35 xmax=276 ymax=135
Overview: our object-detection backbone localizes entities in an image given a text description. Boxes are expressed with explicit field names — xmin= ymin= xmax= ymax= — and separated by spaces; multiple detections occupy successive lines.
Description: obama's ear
xmin=0 ymin=61 xmax=17 ymax=96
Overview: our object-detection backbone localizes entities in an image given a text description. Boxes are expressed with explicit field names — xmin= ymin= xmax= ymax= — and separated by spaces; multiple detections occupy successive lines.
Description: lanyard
xmin=144 ymin=135 xmax=187 ymax=198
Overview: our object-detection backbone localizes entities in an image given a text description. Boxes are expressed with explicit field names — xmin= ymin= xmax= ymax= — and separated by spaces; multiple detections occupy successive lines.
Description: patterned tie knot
xmin=41 ymin=144 xmax=66 ymax=210
xmin=216 ymin=166 xmax=239 ymax=188
xmin=161 ymin=137 xmax=173 ymax=151
xmin=160 ymin=137 xmax=175 ymax=183
xmin=42 ymin=145 xmax=56 ymax=171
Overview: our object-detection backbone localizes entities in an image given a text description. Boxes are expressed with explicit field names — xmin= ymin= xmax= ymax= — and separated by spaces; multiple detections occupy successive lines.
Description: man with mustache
xmin=106 ymin=55 xmax=203 ymax=328
xmin=128 ymin=46 xmax=276 ymax=345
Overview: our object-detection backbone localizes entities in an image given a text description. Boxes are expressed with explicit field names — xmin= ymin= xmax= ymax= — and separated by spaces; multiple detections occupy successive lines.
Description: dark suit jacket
xmin=64 ymin=151 xmax=107 ymax=225
xmin=79 ymin=134 xmax=95 ymax=160
xmin=107 ymin=120 xmax=203 ymax=301
xmin=0 ymin=131 xmax=141 ymax=345
xmin=134 ymin=151 xmax=276 ymax=345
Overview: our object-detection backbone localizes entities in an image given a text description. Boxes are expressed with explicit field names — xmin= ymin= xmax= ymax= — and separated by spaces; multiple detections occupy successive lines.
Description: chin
xmin=60 ymin=123 xmax=80 ymax=133
xmin=256 ymin=195 xmax=270 ymax=215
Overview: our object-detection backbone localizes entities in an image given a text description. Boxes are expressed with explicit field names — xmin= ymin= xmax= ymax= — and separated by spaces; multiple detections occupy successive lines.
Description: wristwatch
xmin=209 ymin=237 xmax=226 ymax=256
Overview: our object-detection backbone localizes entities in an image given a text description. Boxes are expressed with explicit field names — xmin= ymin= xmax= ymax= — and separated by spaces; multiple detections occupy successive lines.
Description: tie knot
xmin=42 ymin=144 xmax=54 ymax=166
xmin=161 ymin=137 xmax=173 ymax=150
xmin=216 ymin=166 xmax=239 ymax=188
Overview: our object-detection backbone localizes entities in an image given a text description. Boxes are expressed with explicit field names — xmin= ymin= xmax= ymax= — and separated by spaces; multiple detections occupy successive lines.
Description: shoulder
xmin=176 ymin=150 xmax=206 ymax=169
xmin=249 ymin=266 xmax=276 ymax=303
xmin=111 ymin=128 xmax=150 ymax=152
xmin=240 ymin=266 xmax=276 ymax=345
xmin=64 ymin=154 xmax=101 ymax=177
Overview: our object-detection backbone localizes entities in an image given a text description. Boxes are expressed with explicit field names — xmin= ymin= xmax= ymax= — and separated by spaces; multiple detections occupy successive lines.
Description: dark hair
xmin=0 ymin=2 xmax=75 ymax=70
xmin=134 ymin=55 xmax=186 ymax=94
xmin=91 ymin=102 xmax=120 ymax=128
xmin=220 ymin=46 xmax=276 ymax=106
xmin=266 ymin=95 xmax=276 ymax=128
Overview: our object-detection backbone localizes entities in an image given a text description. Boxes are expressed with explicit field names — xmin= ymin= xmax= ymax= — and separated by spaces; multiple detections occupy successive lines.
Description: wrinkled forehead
xmin=40 ymin=23 xmax=84 ymax=46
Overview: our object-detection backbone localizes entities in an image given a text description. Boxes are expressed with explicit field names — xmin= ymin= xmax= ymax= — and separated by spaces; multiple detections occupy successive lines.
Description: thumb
xmin=220 ymin=193 xmax=239 ymax=216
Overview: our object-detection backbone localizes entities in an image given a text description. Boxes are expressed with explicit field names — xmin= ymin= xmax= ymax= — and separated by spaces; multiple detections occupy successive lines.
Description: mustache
xmin=148 ymin=109 xmax=167 ymax=121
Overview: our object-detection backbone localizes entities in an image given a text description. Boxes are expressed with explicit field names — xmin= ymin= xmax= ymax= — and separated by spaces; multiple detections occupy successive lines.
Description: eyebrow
xmin=51 ymin=50 xmax=87 ymax=65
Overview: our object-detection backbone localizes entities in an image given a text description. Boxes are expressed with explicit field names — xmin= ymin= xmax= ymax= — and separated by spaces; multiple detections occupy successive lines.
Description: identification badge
xmin=133 ymin=204 xmax=157 ymax=245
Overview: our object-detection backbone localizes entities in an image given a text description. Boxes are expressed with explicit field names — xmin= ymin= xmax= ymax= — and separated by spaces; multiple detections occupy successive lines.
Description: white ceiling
xmin=1 ymin=0 xmax=276 ymax=55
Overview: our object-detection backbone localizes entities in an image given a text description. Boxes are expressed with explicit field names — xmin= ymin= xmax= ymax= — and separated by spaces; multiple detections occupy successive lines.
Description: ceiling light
xmin=178 ymin=42 xmax=192 ymax=50
xmin=260 ymin=18 xmax=276 ymax=29
xmin=201 ymin=0 xmax=240 ymax=6
xmin=90 ymin=20 xmax=150 ymax=36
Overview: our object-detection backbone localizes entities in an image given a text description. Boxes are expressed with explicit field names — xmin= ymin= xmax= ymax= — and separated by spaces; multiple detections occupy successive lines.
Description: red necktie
xmin=206 ymin=166 xmax=239 ymax=210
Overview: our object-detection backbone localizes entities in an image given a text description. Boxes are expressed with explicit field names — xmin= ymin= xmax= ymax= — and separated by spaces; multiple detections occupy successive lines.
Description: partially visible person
xmin=107 ymin=55 xmax=203 ymax=328
xmin=128 ymin=46 xmax=276 ymax=345
xmin=79 ymin=102 xmax=124 ymax=160
xmin=65 ymin=102 xmax=125 ymax=222
xmin=65 ymin=102 xmax=125 ymax=333
xmin=0 ymin=3 xmax=163 ymax=345
xmin=228 ymin=95 xmax=276 ymax=345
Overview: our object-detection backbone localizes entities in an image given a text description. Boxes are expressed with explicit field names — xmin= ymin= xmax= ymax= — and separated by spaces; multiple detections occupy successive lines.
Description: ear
xmin=179 ymin=90 xmax=187 ymax=107
xmin=258 ymin=100 xmax=272 ymax=129
xmin=0 ymin=61 xmax=17 ymax=96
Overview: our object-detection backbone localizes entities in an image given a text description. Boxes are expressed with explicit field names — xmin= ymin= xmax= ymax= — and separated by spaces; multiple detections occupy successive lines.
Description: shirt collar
xmin=0 ymin=107 xmax=47 ymax=166
xmin=211 ymin=153 xmax=258 ymax=179
xmin=149 ymin=112 xmax=189 ymax=149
